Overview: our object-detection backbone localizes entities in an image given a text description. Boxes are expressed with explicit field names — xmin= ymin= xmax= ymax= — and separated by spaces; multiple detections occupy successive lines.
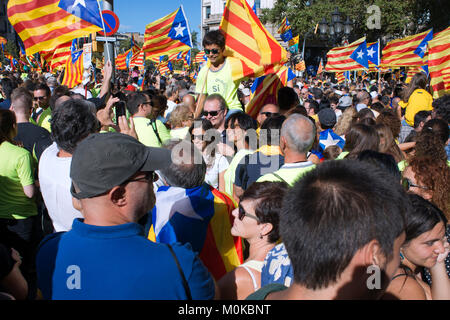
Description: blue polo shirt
xmin=36 ymin=219 xmax=215 ymax=300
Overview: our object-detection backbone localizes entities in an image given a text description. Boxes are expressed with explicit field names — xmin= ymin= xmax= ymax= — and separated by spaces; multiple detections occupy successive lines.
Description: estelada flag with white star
xmin=325 ymin=37 xmax=367 ymax=72
xmin=381 ymin=29 xmax=431 ymax=67
xmin=142 ymin=6 xmax=192 ymax=60
xmin=350 ymin=39 xmax=369 ymax=69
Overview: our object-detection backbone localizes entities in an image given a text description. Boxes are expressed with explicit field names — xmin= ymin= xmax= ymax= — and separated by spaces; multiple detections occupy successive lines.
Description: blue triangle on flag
xmin=366 ymin=42 xmax=379 ymax=66
xmin=168 ymin=7 xmax=192 ymax=47
xmin=350 ymin=40 xmax=369 ymax=69
xmin=414 ymin=29 xmax=433 ymax=59
xmin=58 ymin=0 xmax=103 ymax=28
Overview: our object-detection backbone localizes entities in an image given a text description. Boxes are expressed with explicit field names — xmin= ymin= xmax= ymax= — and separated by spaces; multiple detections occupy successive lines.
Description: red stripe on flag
xmin=12 ymin=11 xmax=70 ymax=34
xmin=224 ymin=33 xmax=261 ymax=66
xmin=144 ymin=14 xmax=177 ymax=35
xmin=222 ymin=7 xmax=254 ymax=39
xmin=143 ymin=42 xmax=186 ymax=57
xmin=7 ymin=0 xmax=58 ymax=16
xmin=383 ymin=34 xmax=427 ymax=51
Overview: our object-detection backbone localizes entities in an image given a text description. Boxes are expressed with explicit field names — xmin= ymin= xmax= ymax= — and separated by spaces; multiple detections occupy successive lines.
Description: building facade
xmin=200 ymin=0 xmax=282 ymax=47
xmin=0 ymin=1 xmax=17 ymax=43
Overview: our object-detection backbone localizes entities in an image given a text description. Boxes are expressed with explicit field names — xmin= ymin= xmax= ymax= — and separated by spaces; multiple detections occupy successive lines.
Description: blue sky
xmin=110 ymin=0 xmax=201 ymax=35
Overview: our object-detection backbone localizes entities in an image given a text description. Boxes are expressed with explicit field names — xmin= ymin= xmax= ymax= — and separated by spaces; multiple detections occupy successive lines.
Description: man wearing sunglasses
xmin=195 ymin=30 xmax=243 ymax=119
xmin=36 ymin=133 xmax=216 ymax=300
xmin=31 ymin=83 xmax=52 ymax=132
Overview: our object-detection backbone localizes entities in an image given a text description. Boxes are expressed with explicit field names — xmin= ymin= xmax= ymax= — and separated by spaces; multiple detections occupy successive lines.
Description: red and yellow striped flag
xmin=115 ymin=49 xmax=131 ymax=70
xmin=50 ymin=42 xmax=72 ymax=71
xmin=325 ymin=37 xmax=367 ymax=72
xmin=381 ymin=29 xmax=431 ymax=67
xmin=428 ymin=27 xmax=450 ymax=98
xmin=336 ymin=72 xmax=345 ymax=83
xmin=61 ymin=53 xmax=84 ymax=89
xmin=194 ymin=50 xmax=207 ymax=63
xmin=7 ymin=0 xmax=101 ymax=56
xmin=317 ymin=58 xmax=324 ymax=74
xmin=219 ymin=0 xmax=288 ymax=82
xmin=130 ymin=50 xmax=145 ymax=70
xmin=159 ymin=61 xmax=173 ymax=75
xmin=246 ymin=65 xmax=296 ymax=118
xmin=295 ymin=60 xmax=305 ymax=71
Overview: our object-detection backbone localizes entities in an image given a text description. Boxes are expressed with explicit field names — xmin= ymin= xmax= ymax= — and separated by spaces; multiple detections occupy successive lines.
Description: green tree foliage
xmin=261 ymin=0 xmax=450 ymax=43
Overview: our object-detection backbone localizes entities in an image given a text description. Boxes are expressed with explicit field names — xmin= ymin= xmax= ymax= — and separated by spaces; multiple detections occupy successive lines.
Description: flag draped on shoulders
xmin=381 ymin=29 xmax=432 ymax=67
xmin=7 ymin=0 xmax=102 ymax=56
xmin=428 ymin=27 xmax=450 ymax=98
xmin=142 ymin=6 xmax=192 ymax=60
xmin=148 ymin=184 xmax=243 ymax=280
xmin=325 ymin=37 xmax=368 ymax=72
xmin=246 ymin=65 xmax=296 ymax=119
xmin=220 ymin=0 xmax=288 ymax=82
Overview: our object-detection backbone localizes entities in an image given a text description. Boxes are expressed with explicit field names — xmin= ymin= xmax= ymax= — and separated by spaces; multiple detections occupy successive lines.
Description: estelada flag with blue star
xmin=147 ymin=184 xmax=243 ymax=280
xmin=350 ymin=39 xmax=369 ymax=69
xmin=142 ymin=6 xmax=192 ymax=60
xmin=7 ymin=0 xmax=102 ymax=56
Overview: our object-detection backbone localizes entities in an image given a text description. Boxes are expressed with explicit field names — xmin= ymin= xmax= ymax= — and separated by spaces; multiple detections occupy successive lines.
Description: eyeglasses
xmin=238 ymin=205 xmax=260 ymax=222
xmin=124 ymin=171 xmax=158 ymax=184
xmin=204 ymin=48 xmax=220 ymax=55
xmin=192 ymin=134 xmax=203 ymax=141
xmin=260 ymin=112 xmax=279 ymax=117
xmin=202 ymin=110 xmax=221 ymax=117
xmin=34 ymin=96 xmax=46 ymax=101
xmin=401 ymin=178 xmax=428 ymax=191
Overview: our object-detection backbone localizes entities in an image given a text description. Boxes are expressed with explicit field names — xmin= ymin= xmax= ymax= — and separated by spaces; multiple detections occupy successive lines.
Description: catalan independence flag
xmin=246 ymin=65 xmax=296 ymax=119
xmin=7 ymin=0 xmax=102 ymax=56
xmin=325 ymin=37 xmax=367 ymax=72
xmin=220 ymin=0 xmax=288 ymax=82
xmin=142 ymin=6 xmax=192 ymax=60
xmin=130 ymin=50 xmax=145 ymax=71
xmin=428 ymin=27 xmax=450 ymax=98
xmin=194 ymin=50 xmax=207 ymax=63
xmin=61 ymin=49 xmax=83 ymax=89
xmin=336 ymin=72 xmax=345 ymax=83
xmin=380 ymin=29 xmax=432 ymax=67
xmin=147 ymin=184 xmax=243 ymax=280
xmin=159 ymin=61 xmax=173 ymax=75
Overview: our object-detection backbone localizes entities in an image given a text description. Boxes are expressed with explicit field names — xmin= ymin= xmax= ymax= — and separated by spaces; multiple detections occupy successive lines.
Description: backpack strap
xmin=166 ymin=244 xmax=192 ymax=300
xmin=149 ymin=119 xmax=163 ymax=145
xmin=271 ymin=172 xmax=288 ymax=184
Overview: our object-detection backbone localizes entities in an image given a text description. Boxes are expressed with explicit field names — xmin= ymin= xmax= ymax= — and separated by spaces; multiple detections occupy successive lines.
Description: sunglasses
xmin=260 ymin=112 xmax=279 ymax=117
xmin=238 ymin=205 xmax=260 ymax=222
xmin=401 ymin=178 xmax=428 ymax=191
xmin=202 ymin=110 xmax=221 ymax=117
xmin=125 ymin=171 xmax=158 ymax=184
xmin=204 ymin=49 xmax=220 ymax=55
xmin=34 ymin=96 xmax=46 ymax=101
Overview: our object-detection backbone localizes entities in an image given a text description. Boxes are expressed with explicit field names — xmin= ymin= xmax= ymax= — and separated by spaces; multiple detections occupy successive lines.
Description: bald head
xmin=281 ymin=114 xmax=315 ymax=155
xmin=356 ymin=90 xmax=370 ymax=105
xmin=182 ymin=93 xmax=196 ymax=113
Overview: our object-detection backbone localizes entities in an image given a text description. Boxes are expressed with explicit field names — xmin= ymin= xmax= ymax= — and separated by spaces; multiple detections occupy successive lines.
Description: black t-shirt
xmin=14 ymin=122 xmax=52 ymax=161
xmin=0 ymin=244 xmax=14 ymax=280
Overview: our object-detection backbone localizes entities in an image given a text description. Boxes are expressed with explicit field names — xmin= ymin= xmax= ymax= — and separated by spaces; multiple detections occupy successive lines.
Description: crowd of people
xmin=0 ymin=29 xmax=449 ymax=300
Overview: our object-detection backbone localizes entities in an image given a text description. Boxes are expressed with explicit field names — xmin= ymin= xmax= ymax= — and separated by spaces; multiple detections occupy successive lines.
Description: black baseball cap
xmin=70 ymin=132 xmax=172 ymax=199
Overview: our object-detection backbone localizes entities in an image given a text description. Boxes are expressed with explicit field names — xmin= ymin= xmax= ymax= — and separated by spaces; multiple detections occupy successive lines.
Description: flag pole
xmin=377 ymin=38 xmax=381 ymax=87
xmin=96 ymin=0 xmax=111 ymax=62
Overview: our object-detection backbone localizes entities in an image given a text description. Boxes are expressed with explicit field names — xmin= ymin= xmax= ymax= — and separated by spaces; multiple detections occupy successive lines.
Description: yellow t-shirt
xmin=133 ymin=117 xmax=171 ymax=147
xmin=400 ymin=89 xmax=433 ymax=127
xmin=30 ymin=107 xmax=52 ymax=133
xmin=0 ymin=141 xmax=37 ymax=219
xmin=195 ymin=58 xmax=242 ymax=110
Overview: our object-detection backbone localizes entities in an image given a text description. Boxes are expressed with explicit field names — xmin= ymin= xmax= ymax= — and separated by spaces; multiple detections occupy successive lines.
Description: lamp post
xmin=318 ymin=7 xmax=353 ymax=46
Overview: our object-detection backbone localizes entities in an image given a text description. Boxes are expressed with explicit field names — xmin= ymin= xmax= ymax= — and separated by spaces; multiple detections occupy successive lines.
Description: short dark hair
xmin=432 ymin=94 xmax=450 ymax=124
xmin=159 ymin=139 xmax=206 ymax=189
xmin=413 ymin=110 xmax=431 ymax=128
xmin=241 ymin=181 xmax=289 ymax=244
xmin=281 ymin=160 xmax=408 ymax=290
xmin=34 ymin=83 xmax=51 ymax=97
xmin=205 ymin=93 xmax=228 ymax=111
xmin=49 ymin=85 xmax=71 ymax=111
xmin=50 ymin=99 xmax=100 ymax=153
xmin=357 ymin=150 xmax=401 ymax=181
xmin=305 ymin=99 xmax=320 ymax=114
xmin=202 ymin=30 xmax=225 ymax=49
xmin=404 ymin=194 xmax=447 ymax=245
xmin=0 ymin=78 xmax=17 ymax=99
xmin=422 ymin=118 xmax=449 ymax=144
xmin=260 ymin=114 xmax=286 ymax=146
xmin=225 ymin=112 xmax=257 ymax=131
xmin=126 ymin=92 xmax=148 ymax=115
xmin=277 ymin=87 xmax=299 ymax=111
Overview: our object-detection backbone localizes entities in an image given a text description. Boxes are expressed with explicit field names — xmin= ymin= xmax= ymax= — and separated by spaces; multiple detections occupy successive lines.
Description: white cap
xmin=370 ymin=91 xmax=378 ymax=99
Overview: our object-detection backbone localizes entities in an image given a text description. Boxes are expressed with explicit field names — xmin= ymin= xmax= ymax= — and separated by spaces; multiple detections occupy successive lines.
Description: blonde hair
xmin=334 ymin=106 xmax=357 ymax=136
xmin=169 ymin=103 xmax=193 ymax=128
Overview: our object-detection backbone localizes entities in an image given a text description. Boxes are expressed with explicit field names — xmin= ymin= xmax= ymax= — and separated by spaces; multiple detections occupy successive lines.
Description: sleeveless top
xmin=238 ymin=260 xmax=264 ymax=292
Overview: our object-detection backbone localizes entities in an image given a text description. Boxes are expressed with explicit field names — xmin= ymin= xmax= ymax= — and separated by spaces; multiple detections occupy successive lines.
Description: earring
xmin=400 ymin=251 xmax=404 ymax=262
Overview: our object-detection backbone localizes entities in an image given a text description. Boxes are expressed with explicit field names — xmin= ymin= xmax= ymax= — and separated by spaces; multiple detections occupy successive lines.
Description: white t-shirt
xmin=164 ymin=100 xmax=178 ymax=118
xmin=70 ymin=86 xmax=93 ymax=99
xmin=38 ymin=142 xmax=83 ymax=232
xmin=204 ymin=153 xmax=229 ymax=190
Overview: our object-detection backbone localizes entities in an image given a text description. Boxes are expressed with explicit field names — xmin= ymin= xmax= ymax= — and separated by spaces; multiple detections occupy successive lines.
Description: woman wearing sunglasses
xmin=218 ymin=181 xmax=288 ymax=300
xmin=384 ymin=194 xmax=449 ymax=300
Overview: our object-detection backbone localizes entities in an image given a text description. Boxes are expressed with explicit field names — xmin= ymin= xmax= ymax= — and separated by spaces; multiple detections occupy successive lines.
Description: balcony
xmin=204 ymin=13 xmax=222 ymax=25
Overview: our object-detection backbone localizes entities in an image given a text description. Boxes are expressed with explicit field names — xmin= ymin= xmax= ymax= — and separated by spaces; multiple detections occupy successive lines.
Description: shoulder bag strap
xmin=150 ymin=119 xmax=163 ymax=145
xmin=166 ymin=244 xmax=192 ymax=300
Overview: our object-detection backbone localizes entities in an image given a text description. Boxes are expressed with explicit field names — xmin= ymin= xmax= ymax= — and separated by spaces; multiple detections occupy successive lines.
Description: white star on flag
xmin=321 ymin=132 xmax=342 ymax=150
xmin=367 ymin=47 xmax=375 ymax=58
xmin=356 ymin=50 xmax=364 ymax=59
xmin=174 ymin=23 xmax=186 ymax=37
xmin=73 ymin=0 xmax=86 ymax=8
xmin=420 ymin=45 xmax=427 ymax=53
